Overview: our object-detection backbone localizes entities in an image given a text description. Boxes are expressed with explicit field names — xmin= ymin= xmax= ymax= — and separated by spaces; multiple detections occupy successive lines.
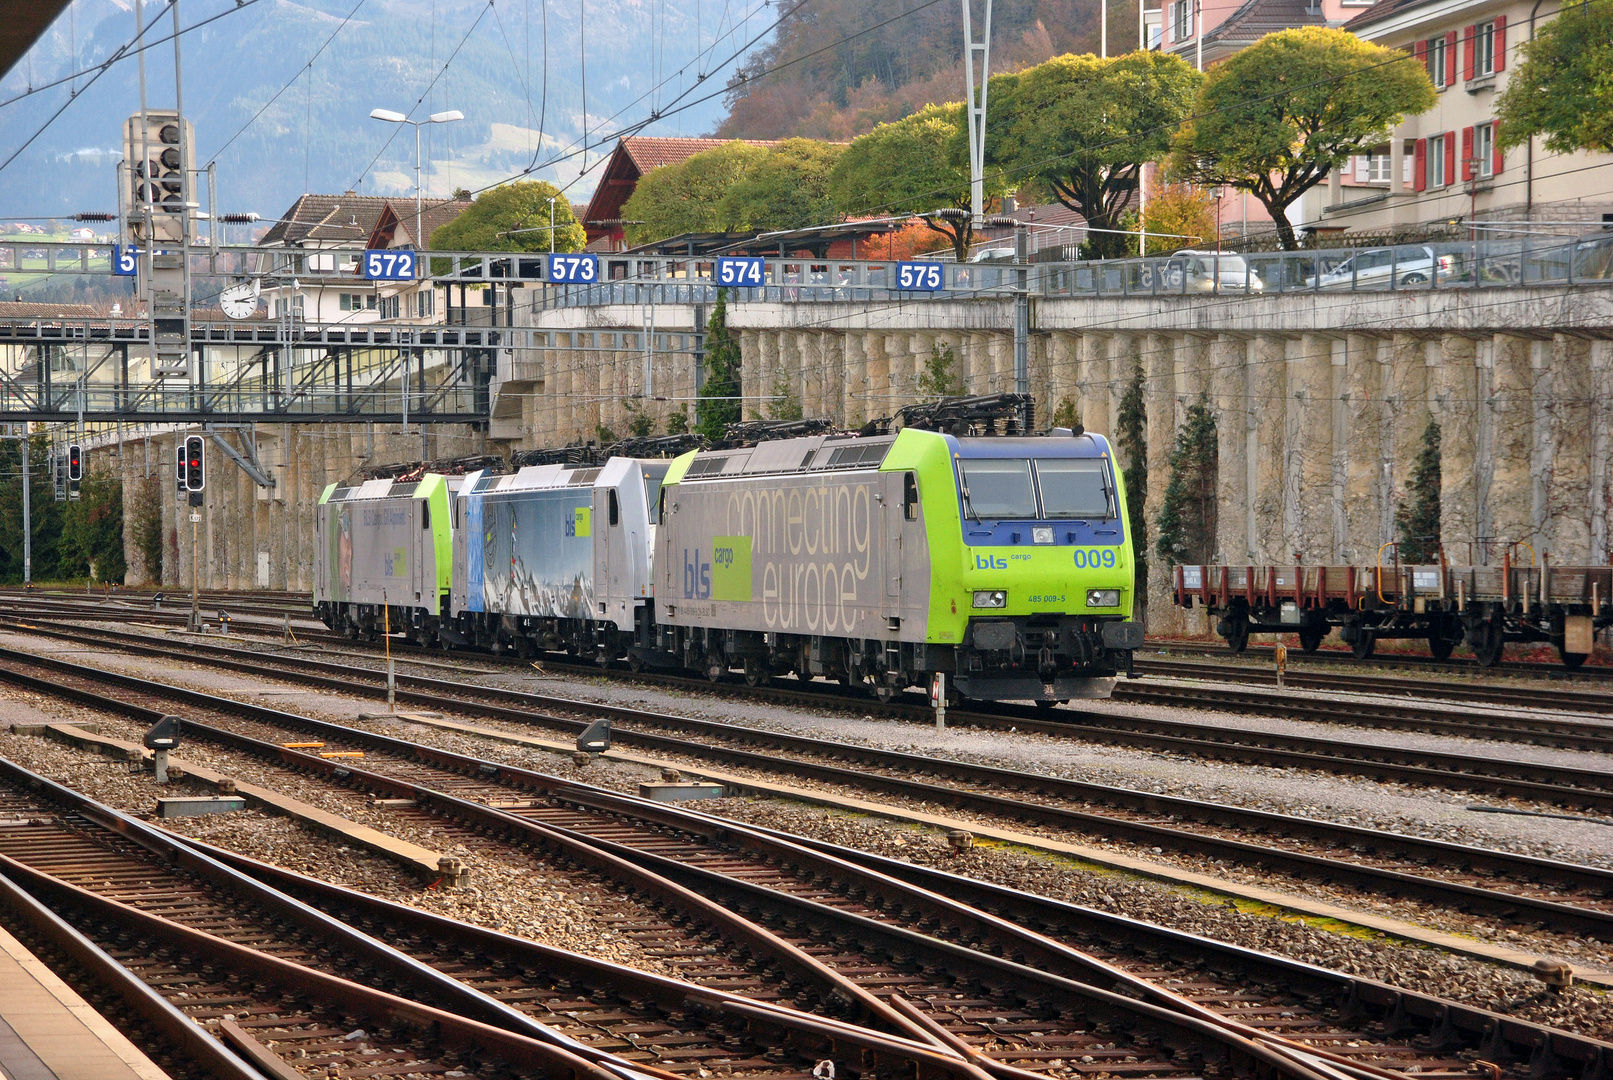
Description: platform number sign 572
xmin=363 ymin=250 xmax=416 ymax=280
xmin=714 ymin=257 xmax=765 ymax=287
xmin=896 ymin=261 xmax=944 ymax=291
xmin=547 ymin=253 xmax=598 ymax=283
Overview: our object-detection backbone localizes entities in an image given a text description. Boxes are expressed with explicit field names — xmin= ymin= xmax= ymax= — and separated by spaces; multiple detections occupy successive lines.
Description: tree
xmin=766 ymin=371 xmax=804 ymax=421
xmin=1394 ymin=418 xmax=1442 ymax=564
xmin=916 ymin=341 xmax=967 ymax=398
xmin=0 ymin=435 xmax=66 ymax=584
xmin=1116 ymin=361 xmax=1148 ymax=611
xmin=622 ymin=142 xmax=770 ymax=245
xmin=721 ymin=139 xmax=846 ymax=233
xmin=1496 ymin=0 xmax=1613 ymax=155
xmin=1155 ymin=396 xmax=1218 ymax=567
xmin=696 ymin=290 xmax=744 ymax=440
xmin=1144 ymin=182 xmax=1218 ymax=251
xmin=428 ymin=181 xmax=585 ymax=253
xmin=829 ymin=103 xmax=1002 ymax=260
xmin=1171 ymin=27 xmax=1436 ymax=250
xmin=982 ymin=51 xmax=1202 ymax=260
xmin=60 ymin=472 xmax=125 ymax=583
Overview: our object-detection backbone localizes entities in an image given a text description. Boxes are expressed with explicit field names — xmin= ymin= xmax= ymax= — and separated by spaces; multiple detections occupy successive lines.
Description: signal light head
xmin=183 ymin=436 xmax=205 ymax=492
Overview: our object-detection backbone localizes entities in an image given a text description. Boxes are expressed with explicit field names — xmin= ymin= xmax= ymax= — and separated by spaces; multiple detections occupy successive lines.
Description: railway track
xmin=0 ymin=758 xmax=681 ymax=1080
xmin=5 ymin=622 xmax=1613 ymax=942
xmin=1144 ymin=640 xmax=1613 ymax=682
xmin=1 ymin=644 xmax=1602 ymax=1080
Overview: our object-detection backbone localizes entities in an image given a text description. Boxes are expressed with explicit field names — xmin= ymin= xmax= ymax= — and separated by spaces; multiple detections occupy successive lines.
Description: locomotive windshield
xmin=958 ymin=459 xmax=1037 ymax=519
xmin=957 ymin=457 xmax=1115 ymax=520
xmin=1036 ymin=459 xmax=1112 ymax=519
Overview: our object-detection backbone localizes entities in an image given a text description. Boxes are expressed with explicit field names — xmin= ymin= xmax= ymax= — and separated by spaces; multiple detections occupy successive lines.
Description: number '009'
xmin=1073 ymin=549 xmax=1117 ymax=568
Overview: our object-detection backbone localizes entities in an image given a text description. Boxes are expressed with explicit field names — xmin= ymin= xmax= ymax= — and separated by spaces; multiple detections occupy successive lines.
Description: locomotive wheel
xmin=1351 ymin=630 xmax=1376 ymax=660
xmin=873 ymin=683 xmax=898 ymax=703
xmin=743 ymin=659 xmax=766 ymax=687
xmin=1427 ymin=633 xmax=1454 ymax=661
xmin=1297 ymin=625 xmax=1326 ymax=653
xmin=1559 ymin=646 xmax=1588 ymax=670
xmin=627 ymin=654 xmax=643 ymax=673
xmin=1035 ymin=699 xmax=1061 ymax=712
xmin=705 ymin=656 xmax=726 ymax=683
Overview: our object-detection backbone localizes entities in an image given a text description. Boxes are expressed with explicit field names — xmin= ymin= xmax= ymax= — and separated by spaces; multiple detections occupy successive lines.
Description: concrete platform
xmin=0 ymin=922 xmax=171 ymax=1080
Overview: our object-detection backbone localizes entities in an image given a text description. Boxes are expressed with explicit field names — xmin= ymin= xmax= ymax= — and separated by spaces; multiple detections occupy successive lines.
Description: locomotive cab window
xmin=421 ymin=504 xmax=430 ymax=529
xmin=608 ymin=489 xmax=620 ymax=527
xmin=957 ymin=459 xmax=1037 ymax=519
xmin=1035 ymin=459 xmax=1113 ymax=519
xmin=903 ymin=473 xmax=919 ymax=520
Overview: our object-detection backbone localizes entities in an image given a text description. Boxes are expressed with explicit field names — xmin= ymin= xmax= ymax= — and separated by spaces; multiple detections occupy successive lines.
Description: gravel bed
xmin=0 ymin=691 xmax=675 ymax=975
xmin=8 ymin=629 xmax=1613 ymax=995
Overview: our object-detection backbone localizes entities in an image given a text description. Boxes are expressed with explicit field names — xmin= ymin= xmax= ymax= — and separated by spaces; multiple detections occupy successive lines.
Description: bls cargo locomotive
xmin=315 ymin=408 xmax=1142 ymax=703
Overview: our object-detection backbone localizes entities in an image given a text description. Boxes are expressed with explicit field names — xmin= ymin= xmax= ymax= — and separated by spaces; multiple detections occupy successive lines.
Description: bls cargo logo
xmin=975 ymin=554 xmax=1008 ymax=569
xmin=685 ymin=538 xmax=751 ymax=601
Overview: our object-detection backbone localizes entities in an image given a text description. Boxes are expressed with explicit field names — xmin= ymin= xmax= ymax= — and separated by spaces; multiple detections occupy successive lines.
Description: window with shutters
xmin=1429 ymin=134 xmax=1448 ymax=187
xmin=1426 ymin=35 xmax=1447 ymax=87
xmin=1474 ymin=123 xmax=1495 ymax=178
xmin=1474 ymin=21 xmax=1496 ymax=75
xmin=1362 ymin=152 xmax=1392 ymax=182
xmin=1172 ymin=0 xmax=1193 ymax=40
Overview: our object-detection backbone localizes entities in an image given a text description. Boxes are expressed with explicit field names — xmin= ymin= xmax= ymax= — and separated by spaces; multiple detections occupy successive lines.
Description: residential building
xmin=1163 ymin=0 xmax=1344 ymax=68
xmin=257 ymin=193 xmax=469 ymax=324
xmin=1317 ymin=0 xmax=1613 ymax=234
xmin=581 ymin=137 xmax=779 ymax=250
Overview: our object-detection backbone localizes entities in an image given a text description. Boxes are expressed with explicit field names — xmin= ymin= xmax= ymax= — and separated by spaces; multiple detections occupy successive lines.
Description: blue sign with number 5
xmin=111 ymin=246 xmax=138 ymax=276
xmin=547 ymin=253 xmax=598 ymax=283
xmin=896 ymin=261 xmax=944 ymax=291
xmin=363 ymin=250 xmax=416 ymax=280
xmin=714 ymin=257 xmax=765 ymax=288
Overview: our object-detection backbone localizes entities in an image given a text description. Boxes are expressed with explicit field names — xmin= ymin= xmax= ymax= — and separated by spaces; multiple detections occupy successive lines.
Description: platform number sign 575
xmin=896 ymin=261 xmax=944 ymax=291
xmin=547 ymin=253 xmax=598 ymax=283
xmin=363 ymin=250 xmax=416 ymax=280
xmin=714 ymin=257 xmax=765 ymax=287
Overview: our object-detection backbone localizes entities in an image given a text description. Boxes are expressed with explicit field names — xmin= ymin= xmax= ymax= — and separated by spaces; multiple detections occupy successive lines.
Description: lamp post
xmin=546 ymin=196 xmax=557 ymax=253
xmin=368 ymin=108 xmax=465 ymax=247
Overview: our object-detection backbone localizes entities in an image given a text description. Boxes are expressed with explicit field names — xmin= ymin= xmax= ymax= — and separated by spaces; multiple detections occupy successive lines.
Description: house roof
xmin=1343 ymin=0 xmax=1440 ymax=31
xmin=1199 ymin=0 xmax=1330 ymax=51
xmin=0 ymin=301 xmax=102 ymax=320
xmin=260 ymin=194 xmax=393 ymax=246
xmin=369 ymin=198 xmax=474 ymax=249
xmin=619 ymin=136 xmax=780 ymax=172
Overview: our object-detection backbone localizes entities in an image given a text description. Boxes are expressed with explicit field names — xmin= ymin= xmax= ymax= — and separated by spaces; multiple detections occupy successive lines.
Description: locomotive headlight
xmin=972 ymin=590 xmax=1007 ymax=608
xmin=1086 ymin=589 xmax=1121 ymax=608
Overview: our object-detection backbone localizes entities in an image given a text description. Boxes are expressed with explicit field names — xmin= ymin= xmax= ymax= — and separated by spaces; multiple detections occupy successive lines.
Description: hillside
xmin=715 ymin=0 xmax=1127 ymax=141
xmin=0 ymin=0 xmax=746 ymax=220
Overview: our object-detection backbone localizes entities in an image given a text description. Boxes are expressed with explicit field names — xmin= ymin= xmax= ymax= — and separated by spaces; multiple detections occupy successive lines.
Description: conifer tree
xmin=1394 ymin=418 xmax=1442 ymax=563
xmin=696 ymin=290 xmax=743 ymax=440
xmin=1155 ymin=396 xmax=1219 ymax=566
xmin=1116 ymin=361 xmax=1148 ymax=600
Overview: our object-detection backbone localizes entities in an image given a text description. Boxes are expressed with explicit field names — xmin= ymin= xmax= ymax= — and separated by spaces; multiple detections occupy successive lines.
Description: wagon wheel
xmin=1558 ymin=645 xmax=1588 ymax=670
xmin=1427 ymin=633 xmax=1455 ymax=661
xmin=1224 ymin=616 xmax=1250 ymax=654
xmin=1351 ymin=628 xmax=1376 ymax=661
xmin=1297 ymin=625 xmax=1326 ymax=653
xmin=1471 ymin=618 xmax=1505 ymax=667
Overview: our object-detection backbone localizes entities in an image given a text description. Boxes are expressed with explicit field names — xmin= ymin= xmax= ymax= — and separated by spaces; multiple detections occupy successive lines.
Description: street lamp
xmin=369 ymin=108 xmax=464 ymax=249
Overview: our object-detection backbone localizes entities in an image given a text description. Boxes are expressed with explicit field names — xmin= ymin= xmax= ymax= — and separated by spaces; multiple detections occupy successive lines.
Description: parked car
xmin=1304 ymin=246 xmax=1454 ymax=289
xmin=1162 ymin=250 xmax=1264 ymax=293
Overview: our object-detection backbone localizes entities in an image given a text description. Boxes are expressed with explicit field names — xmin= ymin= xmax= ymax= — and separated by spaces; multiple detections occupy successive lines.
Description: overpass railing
xmin=534 ymin=233 xmax=1613 ymax=309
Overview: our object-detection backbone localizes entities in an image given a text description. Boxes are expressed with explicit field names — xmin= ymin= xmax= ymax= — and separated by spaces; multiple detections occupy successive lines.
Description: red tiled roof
xmin=1344 ymin=0 xmax=1431 ymax=31
xmin=618 ymin=136 xmax=780 ymax=172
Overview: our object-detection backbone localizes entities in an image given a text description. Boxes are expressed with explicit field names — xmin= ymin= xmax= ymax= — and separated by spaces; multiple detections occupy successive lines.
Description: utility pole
xmin=1013 ymin=221 xmax=1029 ymax=428
xmin=19 ymin=429 xmax=30 ymax=587
xmin=961 ymin=0 xmax=993 ymax=228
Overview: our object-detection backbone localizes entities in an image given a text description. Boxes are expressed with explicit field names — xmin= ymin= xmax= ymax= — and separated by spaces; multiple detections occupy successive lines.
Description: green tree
xmin=696 ymin=290 xmax=744 ymax=440
xmin=1496 ymin=0 xmax=1613 ymax=155
xmin=1116 ymin=361 xmax=1148 ymax=609
xmin=721 ymin=139 xmax=846 ymax=233
xmin=766 ymin=371 xmax=804 ymax=421
xmin=622 ymin=142 xmax=770 ymax=244
xmin=982 ymin=51 xmax=1202 ymax=260
xmin=1155 ymin=396 xmax=1218 ymax=566
xmin=1144 ymin=182 xmax=1218 ymax=251
xmin=60 ymin=472 xmax=125 ymax=583
xmin=665 ymin=408 xmax=691 ymax=436
xmin=916 ymin=341 xmax=967 ymax=398
xmin=429 ymin=181 xmax=586 ymax=253
xmin=829 ymin=103 xmax=1002 ymax=260
xmin=1050 ymin=398 xmax=1082 ymax=430
xmin=0 ymin=435 xmax=67 ymax=584
xmin=1394 ymin=418 xmax=1442 ymax=564
xmin=127 ymin=477 xmax=164 ymax=584
xmin=1170 ymin=27 xmax=1436 ymax=251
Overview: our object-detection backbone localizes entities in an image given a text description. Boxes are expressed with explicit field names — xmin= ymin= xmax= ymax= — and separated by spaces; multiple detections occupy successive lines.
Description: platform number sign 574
xmin=363 ymin=250 xmax=416 ymax=280
xmin=547 ymin=253 xmax=598 ymax=283
xmin=714 ymin=257 xmax=765 ymax=287
xmin=896 ymin=261 xmax=944 ymax=291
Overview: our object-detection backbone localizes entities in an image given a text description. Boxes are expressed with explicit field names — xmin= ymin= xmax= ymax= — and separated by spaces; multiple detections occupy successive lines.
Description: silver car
xmin=1163 ymin=250 xmax=1264 ymax=293
xmin=1305 ymin=246 xmax=1454 ymax=289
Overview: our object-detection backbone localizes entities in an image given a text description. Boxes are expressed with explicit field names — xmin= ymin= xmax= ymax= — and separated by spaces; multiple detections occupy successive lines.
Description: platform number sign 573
xmin=896 ymin=261 xmax=944 ymax=291
xmin=547 ymin=253 xmax=598 ymax=283
xmin=714 ymin=257 xmax=765 ymax=287
xmin=363 ymin=250 xmax=416 ymax=280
